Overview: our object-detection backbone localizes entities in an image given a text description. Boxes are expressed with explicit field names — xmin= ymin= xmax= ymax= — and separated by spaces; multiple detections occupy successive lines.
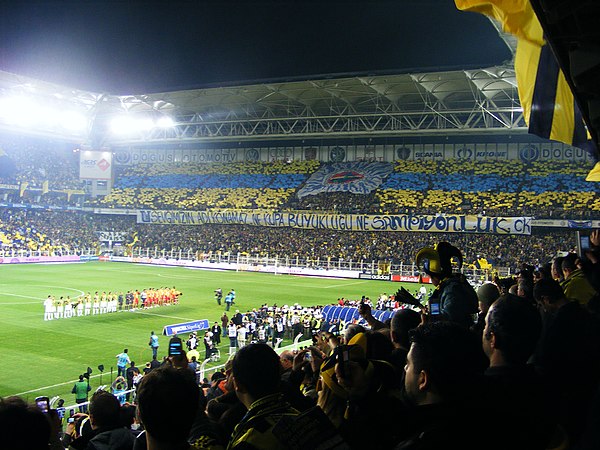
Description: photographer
xmin=412 ymin=241 xmax=479 ymax=328
xmin=214 ymin=288 xmax=222 ymax=305
xmin=72 ymin=374 xmax=91 ymax=413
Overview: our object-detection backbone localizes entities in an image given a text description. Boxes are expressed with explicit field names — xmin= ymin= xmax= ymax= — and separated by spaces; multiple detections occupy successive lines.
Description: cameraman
xmin=72 ymin=374 xmax=91 ymax=413
xmin=413 ymin=241 xmax=479 ymax=328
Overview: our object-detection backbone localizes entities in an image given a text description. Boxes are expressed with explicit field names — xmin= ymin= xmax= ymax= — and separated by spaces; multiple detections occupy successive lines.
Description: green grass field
xmin=0 ymin=261 xmax=415 ymax=405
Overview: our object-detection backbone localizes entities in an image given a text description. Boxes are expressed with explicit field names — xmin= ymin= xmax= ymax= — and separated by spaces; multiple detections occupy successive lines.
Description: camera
xmin=68 ymin=417 xmax=75 ymax=424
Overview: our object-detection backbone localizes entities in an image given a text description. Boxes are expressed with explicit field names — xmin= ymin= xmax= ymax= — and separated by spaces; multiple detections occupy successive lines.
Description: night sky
xmin=0 ymin=1 xmax=511 ymax=94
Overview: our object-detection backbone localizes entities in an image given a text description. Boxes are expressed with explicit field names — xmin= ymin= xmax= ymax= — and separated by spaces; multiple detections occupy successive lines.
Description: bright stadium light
xmin=0 ymin=96 xmax=38 ymax=126
xmin=138 ymin=117 xmax=154 ymax=131
xmin=60 ymin=110 xmax=87 ymax=132
xmin=110 ymin=116 xmax=137 ymax=134
xmin=36 ymin=105 xmax=60 ymax=128
xmin=0 ymin=95 xmax=88 ymax=134
xmin=156 ymin=116 xmax=175 ymax=128
xmin=110 ymin=114 xmax=174 ymax=134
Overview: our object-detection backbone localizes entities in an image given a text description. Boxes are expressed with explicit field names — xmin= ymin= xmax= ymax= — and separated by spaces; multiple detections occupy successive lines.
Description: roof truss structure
xmin=0 ymin=64 xmax=526 ymax=146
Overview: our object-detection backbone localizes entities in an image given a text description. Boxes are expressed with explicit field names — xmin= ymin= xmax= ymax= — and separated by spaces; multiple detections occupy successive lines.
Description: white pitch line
xmin=0 ymin=301 xmax=44 ymax=305
xmin=322 ymin=280 xmax=369 ymax=289
xmin=0 ymin=293 xmax=44 ymax=301
xmin=12 ymin=372 xmax=106 ymax=397
xmin=157 ymin=273 xmax=198 ymax=279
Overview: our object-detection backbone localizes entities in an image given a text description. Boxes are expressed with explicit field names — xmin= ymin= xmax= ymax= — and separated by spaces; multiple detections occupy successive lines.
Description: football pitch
xmin=0 ymin=261 xmax=410 ymax=404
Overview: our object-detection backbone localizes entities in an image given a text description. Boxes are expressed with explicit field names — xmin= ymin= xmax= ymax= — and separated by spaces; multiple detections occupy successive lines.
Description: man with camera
xmin=72 ymin=374 xmax=91 ymax=413
xmin=214 ymin=288 xmax=223 ymax=305
xmin=404 ymin=241 xmax=479 ymax=328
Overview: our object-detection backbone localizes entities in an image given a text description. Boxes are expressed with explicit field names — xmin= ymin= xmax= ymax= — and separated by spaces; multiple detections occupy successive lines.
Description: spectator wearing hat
xmin=413 ymin=242 xmax=479 ymax=328
xmin=206 ymin=371 xmax=228 ymax=402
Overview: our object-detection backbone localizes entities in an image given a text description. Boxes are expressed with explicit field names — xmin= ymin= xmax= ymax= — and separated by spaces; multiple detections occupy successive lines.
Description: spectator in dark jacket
xmin=69 ymin=390 xmax=134 ymax=450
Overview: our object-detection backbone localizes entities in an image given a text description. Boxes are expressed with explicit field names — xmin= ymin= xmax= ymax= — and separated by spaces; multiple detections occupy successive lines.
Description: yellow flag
xmin=455 ymin=0 xmax=593 ymax=160
xmin=585 ymin=162 xmax=600 ymax=182
xmin=19 ymin=181 xmax=28 ymax=197
xmin=42 ymin=180 xmax=49 ymax=194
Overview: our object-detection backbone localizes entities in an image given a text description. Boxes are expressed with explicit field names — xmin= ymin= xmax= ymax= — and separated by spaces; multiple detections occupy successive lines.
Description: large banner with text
xmin=137 ymin=209 xmax=532 ymax=235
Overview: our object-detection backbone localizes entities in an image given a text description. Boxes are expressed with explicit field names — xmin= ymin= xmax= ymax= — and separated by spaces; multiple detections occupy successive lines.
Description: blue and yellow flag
xmin=455 ymin=0 xmax=594 ymax=155
xmin=297 ymin=162 xmax=393 ymax=199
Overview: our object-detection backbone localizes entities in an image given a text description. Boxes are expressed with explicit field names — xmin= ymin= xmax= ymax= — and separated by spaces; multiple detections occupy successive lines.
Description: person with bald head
xmin=471 ymin=282 xmax=500 ymax=338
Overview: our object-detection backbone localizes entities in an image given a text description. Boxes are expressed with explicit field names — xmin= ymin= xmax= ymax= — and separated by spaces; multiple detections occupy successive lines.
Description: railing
xmin=129 ymin=247 xmax=513 ymax=280
xmin=0 ymin=248 xmax=97 ymax=258
xmin=55 ymin=339 xmax=313 ymax=416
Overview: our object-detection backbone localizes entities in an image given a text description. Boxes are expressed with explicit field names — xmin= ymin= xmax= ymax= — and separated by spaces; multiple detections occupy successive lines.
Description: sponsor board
xmin=79 ymin=151 xmax=112 ymax=180
xmin=358 ymin=273 xmax=391 ymax=281
xmin=391 ymin=274 xmax=432 ymax=283
xmin=79 ymin=256 xmax=100 ymax=262
xmin=163 ymin=319 xmax=210 ymax=336
xmin=0 ymin=255 xmax=81 ymax=264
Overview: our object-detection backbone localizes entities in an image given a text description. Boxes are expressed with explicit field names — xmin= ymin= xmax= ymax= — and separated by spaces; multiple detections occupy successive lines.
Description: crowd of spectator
xmin=0 ymin=137 xmax=597 ymax=218
xmin=4 ymin=234 xmax=600 ymax=449
xmin=0 ymin=207 xmax=578 ymax=270
xmin=89 ymin=158 xmax=598 ymax=218
xmin=0 ymin=135 xmax=84 ymax=190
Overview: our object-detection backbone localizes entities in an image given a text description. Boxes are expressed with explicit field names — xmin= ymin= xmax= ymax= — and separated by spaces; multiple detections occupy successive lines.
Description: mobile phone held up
xmin=577 ymin=230 xmax=592 ymax=261
xmin=169 ymin=340 xmax=183 ymax=357
xmin=335 ymin=345 xmax=350 ymax=378
xmin=35 ymin=396 xmax=50 ymax=414
xmin=428 ymin=299 xmax=441 ymax=316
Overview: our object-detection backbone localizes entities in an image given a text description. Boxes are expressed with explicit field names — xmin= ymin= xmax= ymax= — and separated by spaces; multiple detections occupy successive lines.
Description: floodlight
xmin=110 ymin=116 xmax=136 ymax=134
xmin=156 ymin=116 xmax=175 ymax=128
xmin=0 ymin=96 xmax=37 ymax=126
xmin=138 ymin=117 xmax=154 ymax=131
xmin=60 ymin=111 xmax=87 ymax=132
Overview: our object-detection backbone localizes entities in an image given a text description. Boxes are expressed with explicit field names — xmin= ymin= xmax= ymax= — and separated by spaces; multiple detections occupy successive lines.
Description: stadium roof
xmin=0 ymin=13 xmax=531 ymax=147
xmin=0 ymin=63 xmax=525 ymax=146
